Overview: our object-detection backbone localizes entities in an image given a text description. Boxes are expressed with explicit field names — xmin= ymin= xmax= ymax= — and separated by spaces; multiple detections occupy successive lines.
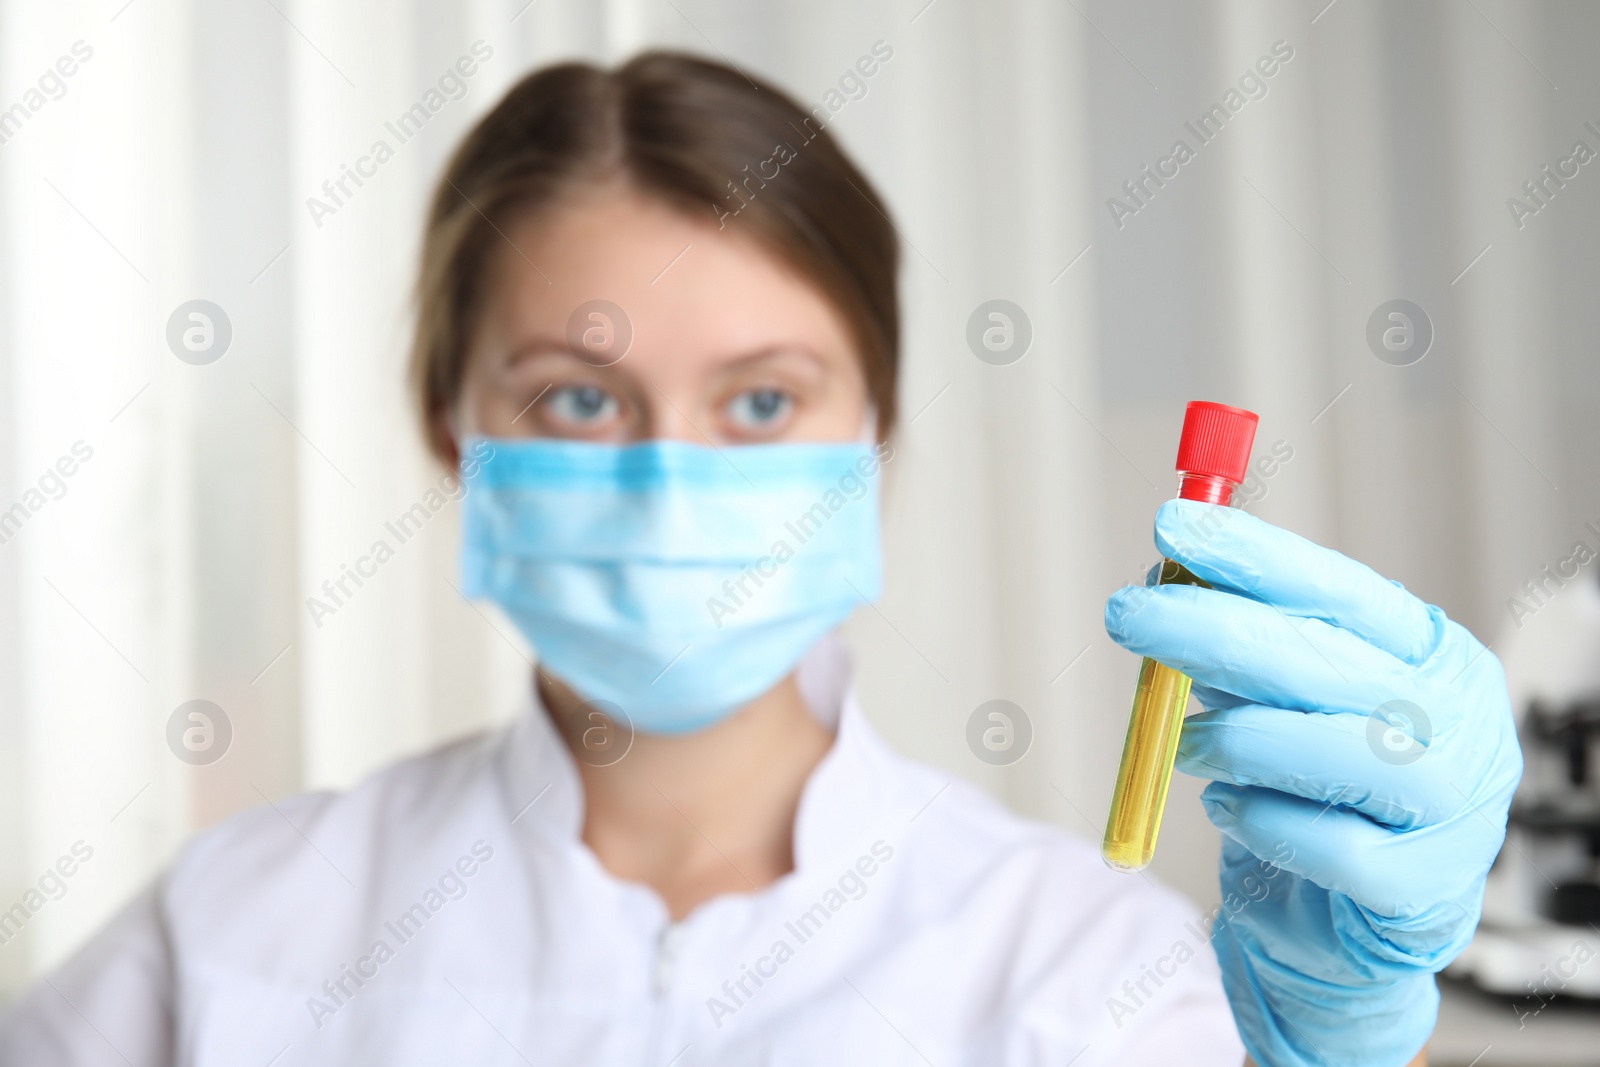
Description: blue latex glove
xmin=1105 ymin=500 xmax=1522 ymax=1067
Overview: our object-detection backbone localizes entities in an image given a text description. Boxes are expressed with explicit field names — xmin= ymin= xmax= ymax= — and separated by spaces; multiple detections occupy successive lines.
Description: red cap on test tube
xmin=1174 ymin=400 xmax=1259 ymax=505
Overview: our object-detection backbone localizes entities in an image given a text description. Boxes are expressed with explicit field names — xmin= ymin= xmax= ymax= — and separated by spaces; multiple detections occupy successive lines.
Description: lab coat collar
xmin=497 ymin=634 xmax=898 ymax=875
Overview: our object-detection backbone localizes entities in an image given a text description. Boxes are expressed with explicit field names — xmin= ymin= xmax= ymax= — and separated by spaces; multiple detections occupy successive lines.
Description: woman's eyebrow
xmin=504 ymin=336 xmax=583 ymax=364
xmin=715 ymin=345 xmax=828 ymax=376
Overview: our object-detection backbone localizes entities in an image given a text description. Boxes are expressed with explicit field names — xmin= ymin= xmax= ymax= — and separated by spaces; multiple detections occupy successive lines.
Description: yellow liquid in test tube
xmin=1101 ymin=399 xmax=1257 ymax=873
xmin=1101 ymin=562 xmax=1208 ymax=872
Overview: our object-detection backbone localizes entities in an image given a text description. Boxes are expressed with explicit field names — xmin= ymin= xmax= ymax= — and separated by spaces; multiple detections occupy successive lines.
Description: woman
xmin=0 ymin=52 xmax=1520 ymax=1066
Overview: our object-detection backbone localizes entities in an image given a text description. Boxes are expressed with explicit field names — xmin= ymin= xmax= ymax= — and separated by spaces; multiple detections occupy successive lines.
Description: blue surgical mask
xmin=459 ymin=435 xmax=888 ymax=734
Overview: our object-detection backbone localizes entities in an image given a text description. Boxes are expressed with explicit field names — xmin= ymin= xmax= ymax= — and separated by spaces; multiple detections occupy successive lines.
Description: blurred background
xmin=3 ymin=0 xmax=1599 ymax=1061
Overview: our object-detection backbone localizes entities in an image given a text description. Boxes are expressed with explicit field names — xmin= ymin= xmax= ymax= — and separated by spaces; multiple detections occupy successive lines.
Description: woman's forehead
xmin=479 ymin=191 xmax=859 ymax=372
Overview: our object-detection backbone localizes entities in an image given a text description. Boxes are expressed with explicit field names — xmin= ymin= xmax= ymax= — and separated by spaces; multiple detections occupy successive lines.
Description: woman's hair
xmin=410 ymin=50 xmax=901 ymax=464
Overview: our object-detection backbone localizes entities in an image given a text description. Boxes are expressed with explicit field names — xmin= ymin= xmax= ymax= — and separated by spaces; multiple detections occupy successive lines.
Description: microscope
xmin=1446 ymin=568 xmax=1600 ymax=1002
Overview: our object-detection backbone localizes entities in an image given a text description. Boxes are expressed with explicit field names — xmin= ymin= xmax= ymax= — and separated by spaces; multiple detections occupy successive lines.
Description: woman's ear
xmin=429 ymin=407 xmax=462 ymax=470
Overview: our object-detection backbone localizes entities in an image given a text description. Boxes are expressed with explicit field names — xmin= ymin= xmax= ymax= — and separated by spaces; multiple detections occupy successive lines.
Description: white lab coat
xmin=0 ymin=638 xmax=1243 ymax=1065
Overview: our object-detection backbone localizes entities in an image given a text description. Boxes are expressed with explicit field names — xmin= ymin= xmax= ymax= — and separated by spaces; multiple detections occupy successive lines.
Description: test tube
xmin=1102 ymin=400 xmax=1259 ymax=873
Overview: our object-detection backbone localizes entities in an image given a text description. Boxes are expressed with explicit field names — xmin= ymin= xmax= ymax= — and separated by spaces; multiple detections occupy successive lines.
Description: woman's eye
xmin=726 ymin=388 xmax=792 ymax=431
xmin=544 ymin=384 xmax=617 ymax=426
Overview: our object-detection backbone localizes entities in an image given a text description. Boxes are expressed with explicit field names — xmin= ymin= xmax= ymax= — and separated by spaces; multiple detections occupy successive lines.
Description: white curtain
xmin=2 ymin=0 xmax=1590 ymax=1001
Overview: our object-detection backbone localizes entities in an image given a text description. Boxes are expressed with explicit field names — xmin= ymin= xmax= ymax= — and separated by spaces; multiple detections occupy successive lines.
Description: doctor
xmin=0 ymin=52 xmax=1520 ymax=1066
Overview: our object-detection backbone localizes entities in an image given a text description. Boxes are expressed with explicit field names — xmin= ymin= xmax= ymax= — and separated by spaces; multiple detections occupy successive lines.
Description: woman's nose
xmin=636 ymin=385 xmax=714 ymax=444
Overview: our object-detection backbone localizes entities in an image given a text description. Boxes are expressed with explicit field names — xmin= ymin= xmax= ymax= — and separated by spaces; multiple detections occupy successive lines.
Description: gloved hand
xmin=1104 ymin=499 xmax=1523 ymax=1067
